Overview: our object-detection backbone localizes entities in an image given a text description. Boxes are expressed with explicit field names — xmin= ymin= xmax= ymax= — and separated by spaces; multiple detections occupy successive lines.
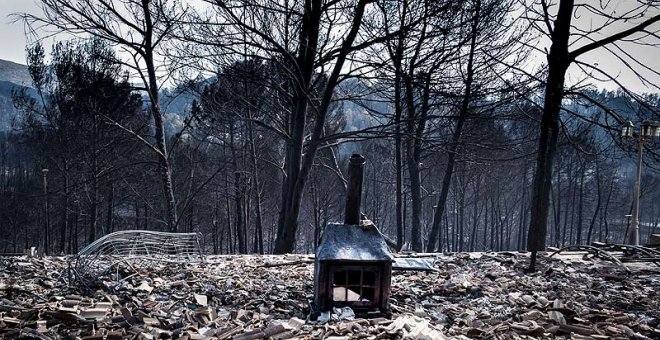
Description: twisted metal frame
xmin=549 ymin=245 xmax=629 ymax=271
xmin=591 ymin=243 xmax=660 ymax=267
xmin=68 ymin=230 xmax=205 ymax=286
xmin=549 ymin=243 xmax=660 ymax=272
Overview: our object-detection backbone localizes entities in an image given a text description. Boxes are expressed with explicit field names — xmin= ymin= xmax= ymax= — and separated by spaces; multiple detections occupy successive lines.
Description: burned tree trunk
xmin=527 ymin=0 xmax=573 ymax=271
xmin=234 ymin=171 xmax=246 ymax=254
xmin=426 ymin=0 xmax=480 ymax=252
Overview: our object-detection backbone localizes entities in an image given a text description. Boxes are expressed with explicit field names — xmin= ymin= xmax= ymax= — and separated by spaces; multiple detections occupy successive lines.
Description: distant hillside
xmin=0 ymin=57 xmax=197 ymax=134
xmin=0 ymin=60 xmax=33 ymax=132
xmin=0 ymin=59 xmax=32 ymax=87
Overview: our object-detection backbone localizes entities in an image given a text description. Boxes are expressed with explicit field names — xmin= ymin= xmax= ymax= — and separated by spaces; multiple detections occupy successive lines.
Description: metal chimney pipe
xmin=344 ymin=154 xmax=366 ymax=225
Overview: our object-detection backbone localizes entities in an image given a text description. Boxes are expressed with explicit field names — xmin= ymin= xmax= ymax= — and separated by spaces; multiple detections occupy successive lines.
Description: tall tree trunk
xmin=242 ymin=78 xmax=264 ymax=253
xmin=274 ymin=0 xmax=372 ymax=253
xmin=483 ymin=196 xmax=488 ymax=251
xmin=73 ymin=207 xmax=80 ymax=252
xmin=490 ymin=196 xmax=495 ymax=250
xmin=602 ymin=172 xmax=615 ymax=242
xmin=553 ymin=158 xmax=561 ymax=246
xmin=527 ymin=0 xmax=574 ymax=271
xmin=213 ymin=189 xmax=219 ymax=254
xmin=311 ymin=176 xmax=321 ymax=247
xmin=568 ymin=168 xmax=576 ymax=244
xmin=248 ymin=125 xmax=264 ymax=254
xmin=274 ymin=0 xmax=324 ymax=254
xmin=562 ymin=163 xmax=572 ymax=246
xmin=225 ymin=193 xmax=233 ymax=254
xmin=143 ymin=201 xmax=149 ymax=230
xmin=426 ymin=0 xmax=480 ymax=252
xmin=405 ymin=111 xmax=423 ymax=251
xmin=394 ymin=110 xmax=404 ymax=250
xmin=469 ymin=176 xmax=480 ymax=251
xmin=404 ymin=72 xmax=431 ymax=252
xmin=141 ymin=0 xmax=177 ymax=232
xmin=390 ymin=7 xmax=406 ymax=251
xmin=586 ymin=164 xmax=602 ymax=243
xmin=234 ymin=171 xmax=246 ymax=253
xmin=88 ymin=166 xmax=98 ymax=244
xmin=106 ymin=184 xmax=114 ymax=233
xmin=576 ymin=162 xmax=585 ymax=244
xmin=458 ymin=181 xmax=465 ymax=252
xmin=60 ymin=168 xmax=69 ymax=253
xmin=518 ymin=160 xmax=528 ymax=250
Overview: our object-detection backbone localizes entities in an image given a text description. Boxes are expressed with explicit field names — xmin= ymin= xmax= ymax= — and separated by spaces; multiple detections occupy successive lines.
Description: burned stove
xmin=312 ymin=154 xmax=393 ymax=318
xmin=313 ymin=223 xmax=393 ymax=317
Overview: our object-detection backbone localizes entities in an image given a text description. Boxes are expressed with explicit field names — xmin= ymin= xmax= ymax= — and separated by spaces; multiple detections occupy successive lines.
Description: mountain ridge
xmin=0 ymin=59 xmax=32 ymax=132
xmin=0 ymin=59 xmax=31 ymax=87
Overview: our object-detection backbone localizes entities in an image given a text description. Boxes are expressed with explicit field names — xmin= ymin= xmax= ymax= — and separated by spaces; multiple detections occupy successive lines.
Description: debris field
xmin=1 ymin=252 xmax=659 ymax=339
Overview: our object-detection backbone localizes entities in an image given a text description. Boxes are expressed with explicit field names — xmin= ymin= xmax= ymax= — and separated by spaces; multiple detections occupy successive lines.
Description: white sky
xmin=1 ymin=0 xmax=659 ymax=93
xmin=0 ymin=0 xmax=40 ymax=64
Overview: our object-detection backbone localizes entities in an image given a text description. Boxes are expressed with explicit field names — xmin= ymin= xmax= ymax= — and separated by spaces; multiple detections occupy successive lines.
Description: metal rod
xmin=344 ymin=154 xmax=366 ymax=225
xmin=628 ymin=135 xmax=643 ymax=246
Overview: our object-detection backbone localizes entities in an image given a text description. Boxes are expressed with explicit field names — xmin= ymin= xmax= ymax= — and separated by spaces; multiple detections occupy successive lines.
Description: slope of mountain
xmin=0 ymin=60 xmax=33 ymax=132
xmin=0 ymin=59 xmax=31 ymax=86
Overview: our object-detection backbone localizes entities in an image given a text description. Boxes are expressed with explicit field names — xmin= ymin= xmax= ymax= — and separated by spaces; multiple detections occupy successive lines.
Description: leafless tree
xmin=22 ymin=0 xmax=186 ymax=231
xmin=524 ymin=0 xmax=660 ymax=270
xmin=178 ymin=0 xmax=409 ymax=253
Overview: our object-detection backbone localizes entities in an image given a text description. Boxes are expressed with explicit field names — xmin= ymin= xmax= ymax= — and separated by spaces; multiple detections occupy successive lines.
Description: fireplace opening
xmin=331 ymin=267 xmax=379 ymax=303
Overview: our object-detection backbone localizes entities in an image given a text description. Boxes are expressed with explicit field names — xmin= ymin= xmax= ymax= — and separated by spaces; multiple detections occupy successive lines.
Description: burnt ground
xmin=1 ymin=252 xmax=659 ymax=339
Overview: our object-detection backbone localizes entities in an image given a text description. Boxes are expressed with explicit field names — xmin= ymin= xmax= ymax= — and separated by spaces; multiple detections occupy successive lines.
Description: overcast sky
xmin=1 ymin=1 xmax=39 ymax=64
xmin=1 ymin=1 xmax=659 ymax=94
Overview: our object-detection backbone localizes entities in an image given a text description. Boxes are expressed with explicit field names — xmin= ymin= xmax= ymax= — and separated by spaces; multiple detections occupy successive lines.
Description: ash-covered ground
xmin=1 ymin=252 xmax=659 ymax=339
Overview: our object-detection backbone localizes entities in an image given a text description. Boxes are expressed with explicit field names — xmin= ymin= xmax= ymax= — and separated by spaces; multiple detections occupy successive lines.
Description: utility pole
xmin=621 ymin=120 xmax=660 ymax=245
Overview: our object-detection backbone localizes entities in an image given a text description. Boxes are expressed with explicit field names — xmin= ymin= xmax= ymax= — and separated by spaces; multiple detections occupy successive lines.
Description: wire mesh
xmin=68 ymin=230 xmax=205 ymax=286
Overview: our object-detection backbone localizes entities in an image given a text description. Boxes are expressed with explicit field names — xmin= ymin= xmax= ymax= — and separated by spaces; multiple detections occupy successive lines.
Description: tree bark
xmin=234 ymin=171 xmax=246 ymax=253
xmin=60 ymin=166 xmax=69 ymax=253
xmin=88 ymin=161 xmax=98 ymax=244
xmin=274 ymin=0 xmax=372 ymax=253
xmin=274 ymin=0 xmax=323 ymax=254
xmin=469 ymin=175 xmax=480 ymax=251
xmin=552 ymin=158 xmax=561 ymax=246
xmin=247 ymin=118 xmax=264 ymax=254
xmin=526 ymin=0 xmax=574 ymax=270
xmin=393 ymin=28 xmax=405 ymax=252
xmin=426 ymin=0 xmax=480 ymax=252
xmin=576 ymin=161 xmax=585 ymax=244
xmin=141 ymin=0 xmax=178 ymax=232
xmin=404 ymin=71 xmax=431 ymax=252
xmin=106 ymin=184 xmax=114 ymax=234
xmin=586 ymin=164 xmax=602 ymax=243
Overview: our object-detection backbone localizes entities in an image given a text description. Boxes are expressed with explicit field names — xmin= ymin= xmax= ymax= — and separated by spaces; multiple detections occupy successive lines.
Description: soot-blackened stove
xmin=312 ymin=154 xmax=393 ymax=318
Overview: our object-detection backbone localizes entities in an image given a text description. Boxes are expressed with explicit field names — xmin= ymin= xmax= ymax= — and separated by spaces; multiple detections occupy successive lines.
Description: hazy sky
xmin=0 ymin=1 xmax=39 ymax=64
xmin=1 ymin=1 xmax=659 ymax=93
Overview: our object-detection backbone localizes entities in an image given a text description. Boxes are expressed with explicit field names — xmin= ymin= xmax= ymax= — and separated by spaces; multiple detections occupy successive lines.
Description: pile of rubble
xmin=1 ymin=252 xmax=659 ymax=339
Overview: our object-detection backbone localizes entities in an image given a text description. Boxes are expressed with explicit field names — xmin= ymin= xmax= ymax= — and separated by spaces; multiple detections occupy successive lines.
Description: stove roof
xmin=316 ymin=223 xmax=394 ymax=262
